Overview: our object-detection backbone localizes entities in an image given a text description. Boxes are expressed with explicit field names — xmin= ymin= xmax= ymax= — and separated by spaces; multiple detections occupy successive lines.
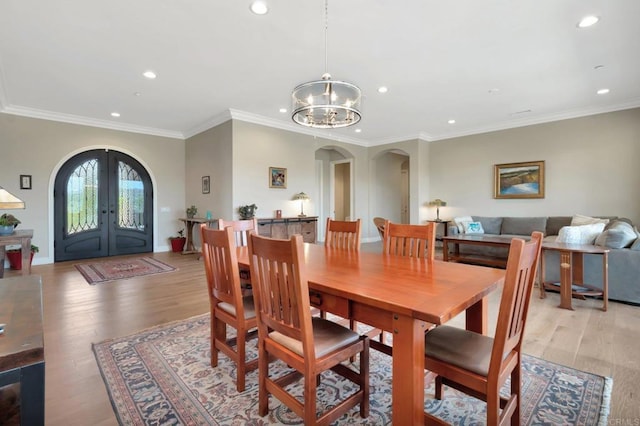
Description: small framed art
xmin=494 ymin=160 xmax=545 ymax=199
xmin=269 ymin=167 xmax=287 ymax=189
xmin=20 ymin=174 xmax=32 ymax=190
xmin=202 ymin=176 xmax=210 ymax=194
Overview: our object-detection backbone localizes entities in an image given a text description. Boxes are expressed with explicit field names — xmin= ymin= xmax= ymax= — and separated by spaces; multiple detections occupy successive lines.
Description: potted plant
xmin=169 ymin=229 xmax=186 ymax=253
xmin=186 ymin=205 xmax=198 ymax=218
xmin=6 ymin=244 xmax=38 ymax=270
xmin=238 ymin=204 xmax=258 ymax=220
xmin=0 ymin=213 xmax=20 ymax=236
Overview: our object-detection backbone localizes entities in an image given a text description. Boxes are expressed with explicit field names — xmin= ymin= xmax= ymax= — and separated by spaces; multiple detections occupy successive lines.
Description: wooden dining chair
xmin=248 ymin=232 xmax=370 ymax=425
xmin=218 ymin=218 xmax=258 ymax=247
xmin=200 ymin=225 xmax=258 ymax=392
xmin=383 ymin=220 xmax=436 ymax=261
xmin=218 ymin=218 xmax=258 ymax=285
xmin=324 ymin=218 xmax=361 ymax=251
xmin=423 ymin=231 xmax=543 ymax=425
xmin=372 ymin=217 xmax=386 ymax=239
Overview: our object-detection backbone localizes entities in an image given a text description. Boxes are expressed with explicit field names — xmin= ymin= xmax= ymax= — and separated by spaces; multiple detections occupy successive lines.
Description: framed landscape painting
xmin=269 ymin=167 xmax=287 ymax=189
xmin=494 ymin=160 xmax=545 ymax=199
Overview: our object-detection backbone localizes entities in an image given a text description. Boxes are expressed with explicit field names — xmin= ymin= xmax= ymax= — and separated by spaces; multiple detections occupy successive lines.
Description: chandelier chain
xmin=324 ymin=0 xmax=329 ymax=74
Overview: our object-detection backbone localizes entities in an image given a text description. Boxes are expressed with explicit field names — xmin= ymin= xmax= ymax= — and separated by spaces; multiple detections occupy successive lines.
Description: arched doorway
xmin=54 ymin=149 xmax=153 ymax=261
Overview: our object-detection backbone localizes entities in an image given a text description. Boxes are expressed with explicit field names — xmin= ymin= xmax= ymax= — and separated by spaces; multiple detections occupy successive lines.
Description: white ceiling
xmin=1 ymin=0 xmax=639 ymax=146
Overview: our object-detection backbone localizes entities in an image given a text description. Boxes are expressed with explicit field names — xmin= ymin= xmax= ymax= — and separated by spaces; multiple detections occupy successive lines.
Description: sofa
xmin=447 ymin=215 xmax=640 ymax=305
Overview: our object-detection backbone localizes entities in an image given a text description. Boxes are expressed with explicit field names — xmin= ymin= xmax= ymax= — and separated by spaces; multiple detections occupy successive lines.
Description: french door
xmin=54 ymin=149 xmax=153 ymax=261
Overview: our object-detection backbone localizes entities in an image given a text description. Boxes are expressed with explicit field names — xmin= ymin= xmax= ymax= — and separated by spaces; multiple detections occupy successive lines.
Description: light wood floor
xmin=6 ymin=247 xmax=639 ymax=425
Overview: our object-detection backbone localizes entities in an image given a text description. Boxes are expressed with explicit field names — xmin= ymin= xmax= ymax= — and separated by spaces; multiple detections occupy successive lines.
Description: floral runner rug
xmin=75 ymin=257 xmax=176 ymax=285
xmin=93 ymin=314 xmax=612 ymax=425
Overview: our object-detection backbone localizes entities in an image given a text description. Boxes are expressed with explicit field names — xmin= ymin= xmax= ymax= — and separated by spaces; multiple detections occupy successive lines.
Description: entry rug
xmin=93 ymin=314 xmax=612 ymax=425
xmin=75 ymin=257 xmax=176 ymax=284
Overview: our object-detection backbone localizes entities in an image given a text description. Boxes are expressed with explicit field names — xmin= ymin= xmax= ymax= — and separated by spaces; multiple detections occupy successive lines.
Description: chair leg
xmin=435 ymin=376 xmax=443 ymax=400
xmin=236 ymin=327 xmax=246 ymax=392
xmin=360 ymin=337 xmax=370 ymax=418
xmin=258 ymin=341 xmax=269 ymax=417
xmin=211 ymin=312 xmax=222 ymax=367
xmin=511 ymin=365 xmax=522 ymax=426
xmin=304 ymin=372 xmax=318 ymax=424
xmin=486 ymin=387 xmax=501 ymax=425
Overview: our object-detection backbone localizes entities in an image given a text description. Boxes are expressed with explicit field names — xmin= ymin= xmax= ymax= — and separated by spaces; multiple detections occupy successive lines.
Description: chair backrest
xmin=248 ymin=233 xmax=316 ymax=358
xmin=324 ymin=218 xmax=361 ymax=251
xmin=218 ymin=218 xmax=258 ymax=247
xmin=490 ymin=231 xmax=543 ymax=373
xmin=373 ymin=217 xmax=386 ymax=239
xmin=382 ymin=220 xmax=436 ymax=260
xmin=200 ymin=225 xmax=244 ymax=312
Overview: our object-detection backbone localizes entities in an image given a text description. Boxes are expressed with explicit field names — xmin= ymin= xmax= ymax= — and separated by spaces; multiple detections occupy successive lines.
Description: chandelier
xmin=291 ymin=0 xmax=362 ymax=128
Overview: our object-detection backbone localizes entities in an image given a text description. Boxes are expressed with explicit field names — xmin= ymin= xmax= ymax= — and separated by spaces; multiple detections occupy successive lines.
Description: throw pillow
xmin=595 ymin=220 xmax=637 ymax=249
xmin=453 ymin=216 xmax=473 ymax=234
xmin=571 ymin=214 xmax=609 ymax=226
xmin=556 ymin=223 xmax=606 ymax=245
xmin=462 ymin=221 xmax=485 ymax=234
xmin=630 ymin=237 xmax=640 ymax=251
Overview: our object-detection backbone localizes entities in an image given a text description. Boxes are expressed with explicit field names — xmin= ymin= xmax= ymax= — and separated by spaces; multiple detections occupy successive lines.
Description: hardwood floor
xmin=5 ymin=248 xmax=639 ymax=424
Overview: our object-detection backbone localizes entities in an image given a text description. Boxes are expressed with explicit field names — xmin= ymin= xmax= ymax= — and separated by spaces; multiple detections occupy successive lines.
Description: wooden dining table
xmin=237 ymin=243 xmax=505 ymax=424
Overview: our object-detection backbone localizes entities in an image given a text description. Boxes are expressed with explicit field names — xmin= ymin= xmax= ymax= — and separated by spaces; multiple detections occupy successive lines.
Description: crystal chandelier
xmin=291 ymin=0 xmax=361 ymax=128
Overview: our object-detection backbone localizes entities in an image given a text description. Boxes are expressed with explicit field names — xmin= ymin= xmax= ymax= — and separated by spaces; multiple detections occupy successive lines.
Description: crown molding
xmin=0 ymin=104 xmax=184 ymax=139
xmin=182 ymin=109 xmax=233 ymax=139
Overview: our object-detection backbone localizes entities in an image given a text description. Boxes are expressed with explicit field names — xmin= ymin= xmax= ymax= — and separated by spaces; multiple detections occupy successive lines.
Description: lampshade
xmin=0 ymin=187 xmax=25 ymax=209
xmin=428 ymin=199 xmax=447 ymax=207
xmin=293 ymin=192 xmax=310 ymax=201
xmin=291 ymin=0 xmax=362 ymax=129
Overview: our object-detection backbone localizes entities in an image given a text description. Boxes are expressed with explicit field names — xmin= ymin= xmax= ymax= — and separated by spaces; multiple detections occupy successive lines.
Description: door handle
xmin=102 ymin=210 xmax=107 ymax=214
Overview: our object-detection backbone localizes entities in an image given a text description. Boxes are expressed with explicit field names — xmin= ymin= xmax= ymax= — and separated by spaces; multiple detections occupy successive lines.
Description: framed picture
xmin=494 ymin=161 xmax=545 ymax=199
xmin=20 ymin=174 xmax=32 ymax=190
xmin=202 ymin=176 xmax=210 ymax=194
xmin=269 ymin=167 xmax=287 ymax=189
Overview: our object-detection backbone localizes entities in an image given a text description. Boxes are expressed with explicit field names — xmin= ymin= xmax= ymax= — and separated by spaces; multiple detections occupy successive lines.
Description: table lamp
xmin=428 ymin=198 xmax=447 ymax=221
xmin=0 ymin=186 xmax=25 ymax=209
xmin=293 ymin=192 xmax=310 ymax=217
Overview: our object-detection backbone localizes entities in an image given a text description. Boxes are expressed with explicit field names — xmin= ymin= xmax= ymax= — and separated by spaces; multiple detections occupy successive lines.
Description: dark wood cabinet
xmin=257 ymin=217 xmax=317 ymax=243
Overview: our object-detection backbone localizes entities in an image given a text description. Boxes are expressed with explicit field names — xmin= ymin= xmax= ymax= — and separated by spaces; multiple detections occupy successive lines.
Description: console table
xmin=257 ymin=216 xmax=317 ymax=243
xmin=178 ymin=218 xmax=216 ymax=254
xmin=0 ymin=275 xmax=45 ymax=425
xmin=0 ymin=229 xmax=33 ymax=278
xmin=540 ymin=242 xmax=609 ymax=311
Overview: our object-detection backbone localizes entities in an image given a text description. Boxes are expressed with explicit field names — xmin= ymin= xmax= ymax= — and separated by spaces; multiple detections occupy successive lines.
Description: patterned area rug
xmin=93 ymin=314 xmax=612 ymax=425
xmin=75 ymin=257 xmax=176 ymax=284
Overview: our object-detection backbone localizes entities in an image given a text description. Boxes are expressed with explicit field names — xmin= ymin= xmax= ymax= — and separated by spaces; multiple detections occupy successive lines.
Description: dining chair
xmin=383 ymin=220 xmax=437 ymax=261
xmin=218 ymin=218 xmax=258 ymax=247
xmin=218 ymin=218 xmax=258 ymax=285
xmin=372 ymin=217 xmax=386 ymax=239
xmin=324 ymin=218 xmax=361 ymax=250
xmin=423 ymin=231 xmax=543 ymax=425
xmin=248 ymin=232 xmax=370 ymax=425
xmin=201 ymin=225 xmax=258 ymax=392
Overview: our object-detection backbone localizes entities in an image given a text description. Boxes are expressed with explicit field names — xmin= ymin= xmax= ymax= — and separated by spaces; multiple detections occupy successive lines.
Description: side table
xmin=0 ymin=229 xmax=33 ymax=278
xmin=426 ymin=219 xmax=451 ymax=241
xmin=540 ymin=242 xmax=609 ymax=311
xmin=178 ymin=217 xmax=216 ymax=255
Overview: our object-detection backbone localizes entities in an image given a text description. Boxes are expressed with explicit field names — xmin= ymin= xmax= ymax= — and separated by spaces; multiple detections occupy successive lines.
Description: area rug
xmin=75 ymin=257 xmax=176 ymax=284
xmin=93 ymin=314 xmax=612 ymax=425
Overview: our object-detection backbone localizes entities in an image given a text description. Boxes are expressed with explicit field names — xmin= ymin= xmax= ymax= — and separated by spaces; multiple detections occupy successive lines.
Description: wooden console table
xmin=257 ymin=216 xmax=317 ymax=243
xmin=0 ymin=275 xmax=45 ymax=425
xmin=178 ymin=218 xmax=216 ymax=254
xmin=540 ymin=242 xmax=609 ymax=311
xmin=0 ymin=229 xmax=33 ymax=278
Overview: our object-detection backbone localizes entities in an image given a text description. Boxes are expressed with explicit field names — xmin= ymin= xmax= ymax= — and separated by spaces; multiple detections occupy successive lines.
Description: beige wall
xmin=427 ymin=108 xmax=640 ymax=223
xmin=0 ymin=113 xmax=186 ymax=264
xmin=3 ymin=107 xmax=638 ymax=265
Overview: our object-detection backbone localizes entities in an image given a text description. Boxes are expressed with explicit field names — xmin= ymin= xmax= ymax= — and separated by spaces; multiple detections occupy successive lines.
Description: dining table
xmin=237 ymin=243 xmax=505 ymax=424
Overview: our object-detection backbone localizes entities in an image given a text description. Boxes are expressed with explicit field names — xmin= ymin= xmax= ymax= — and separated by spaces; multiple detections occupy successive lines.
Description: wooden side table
xmin=426 ymin=219 xmax=451 ymax=241
xmin=178 ymin=218 xmax=215 ymax=254
xmin=0 ymin=229 xmax=33 ymax=278
xmin=540 ymin=242 xmax=609 ymax=311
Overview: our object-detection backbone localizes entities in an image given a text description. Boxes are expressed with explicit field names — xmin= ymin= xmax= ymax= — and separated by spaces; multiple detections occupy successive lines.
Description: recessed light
xmin=488 ymin=88 xmax=500 ymax=94
xmin=447 ymin=119 xmax=456 ymax=124
xmin=279 ymin=108 xmax=287 ymax=113
xmin=111 ymin=112 xmax=121 ymax=117
xmin=134 ymin=92 xmax=142 ymax=96
xmin=377 ymin=86 xmax=388 ymax=94
xmin=143 ymin=70 xmax=157 ymax=79
xmin=250 ymin=1 xmax=268 ymax=15
xmin=577 ymin=15 xmax=599 ymax=28
xmin=597 ymin=88 xmax=610 ymax=95
xmin=355 ymin=128 xmax=362 ymax=133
